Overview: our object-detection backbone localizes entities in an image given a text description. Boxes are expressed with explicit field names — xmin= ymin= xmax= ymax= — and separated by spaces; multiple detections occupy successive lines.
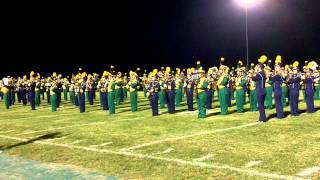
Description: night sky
xmin=2 ymin=0 xmax=319 ymax=77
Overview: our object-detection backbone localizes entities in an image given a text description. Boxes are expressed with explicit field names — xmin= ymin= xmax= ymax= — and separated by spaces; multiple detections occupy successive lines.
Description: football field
xmin=0 ymin=92 xmax=319 ymax=179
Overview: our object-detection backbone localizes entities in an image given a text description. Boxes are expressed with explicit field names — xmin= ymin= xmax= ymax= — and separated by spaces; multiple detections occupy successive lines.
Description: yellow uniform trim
xmin=1 ymin=87 xmax=9 ymax=94
xmin=197 ymin=77 xmax=206 ymax=93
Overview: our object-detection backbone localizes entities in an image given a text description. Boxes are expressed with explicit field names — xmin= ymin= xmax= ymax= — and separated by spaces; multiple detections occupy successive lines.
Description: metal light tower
xmin=234 ymin=0 xmax=263 ymax=69
xmin=245 ymin=5 xmax=249 ymax=69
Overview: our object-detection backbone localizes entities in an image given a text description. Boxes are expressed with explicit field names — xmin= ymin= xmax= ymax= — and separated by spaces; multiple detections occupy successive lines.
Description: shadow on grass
xmin=283 ymin=111 xmax=292 ymax=117
xmin=267 ymin=111 xmax=295 ymax=121
xmin=206 ymin=111 xmax=221 ymax=117
xmin=298 ymin=109 xmax=307 ymax=114
xmin=266 ymin=113 xmax=277 ymax=121
xmin=175 ymin=108 xmax=188 ymax=113
xmin=229 ymin=109 xmax=237 ymax=114
xmin=118 ymin=103 xmax=150 ymax=109
xmin=161 ymin=108 xmax=188 ymax=115
xmin=118 ymin=107 xmax=151 ymax=114
xmin=0 ymin=132 xmax=62 ymax=151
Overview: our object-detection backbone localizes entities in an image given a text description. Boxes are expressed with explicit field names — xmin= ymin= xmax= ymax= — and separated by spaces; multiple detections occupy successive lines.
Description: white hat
xmin=2 ymin=78 xmax=8 ymax=86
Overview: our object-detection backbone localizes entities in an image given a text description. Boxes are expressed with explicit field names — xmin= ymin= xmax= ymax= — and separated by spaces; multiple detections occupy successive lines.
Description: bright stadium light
xmin=235 ymin=0 xmax=262 ymax=9
xmin=234 ymin=0 xmax=263 ymax=69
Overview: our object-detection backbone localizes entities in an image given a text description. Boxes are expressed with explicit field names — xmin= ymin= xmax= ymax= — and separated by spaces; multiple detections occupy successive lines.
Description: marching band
xmin=0 ymin=56 xmax=319 ymax=122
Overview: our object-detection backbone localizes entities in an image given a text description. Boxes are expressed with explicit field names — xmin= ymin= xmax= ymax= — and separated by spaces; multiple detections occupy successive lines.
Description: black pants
xmin=79 ymin=93 xmax=85 ymax=113
xmin=29 ymin=91 xmax=36 ymax=110
xmin=167 ymin=90 xmax=175 ymax=114
xmin=256 ymin=90 xmax=266 ymax=122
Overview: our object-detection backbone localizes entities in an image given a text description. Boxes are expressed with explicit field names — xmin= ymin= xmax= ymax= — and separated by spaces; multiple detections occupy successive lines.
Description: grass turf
xmin=0 ymin=92 xmax=319 ymax=179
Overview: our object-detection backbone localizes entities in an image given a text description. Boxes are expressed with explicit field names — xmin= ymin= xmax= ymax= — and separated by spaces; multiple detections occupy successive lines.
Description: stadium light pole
xmin=234 ymin=0 xmax=262 ymax=69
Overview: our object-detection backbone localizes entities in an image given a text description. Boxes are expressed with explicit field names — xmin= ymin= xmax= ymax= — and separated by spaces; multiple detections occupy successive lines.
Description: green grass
xmin=0 ymin=92 xmax=319 ymax=179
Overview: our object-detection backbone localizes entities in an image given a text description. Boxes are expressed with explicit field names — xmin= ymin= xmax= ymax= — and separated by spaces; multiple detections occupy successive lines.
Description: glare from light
xmin=234 ymin=0 xmax=263 ymax=9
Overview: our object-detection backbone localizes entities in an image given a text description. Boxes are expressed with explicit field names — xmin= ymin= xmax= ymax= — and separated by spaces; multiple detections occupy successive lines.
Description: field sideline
xmin=0 ymin=92 xmax=319 ymax=179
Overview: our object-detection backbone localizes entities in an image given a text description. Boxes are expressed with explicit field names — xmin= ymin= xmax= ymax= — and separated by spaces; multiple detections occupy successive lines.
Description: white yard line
xmin=18 ymin=130 xmax=38 ymax=135
xmin=0 ymin=134 xmax=304 ymax=180
xmin=0 ymin=130 xmax=15 ymax=134
xmin=245 ymin=161 xmax=264 ymax=168
xmin=89 ymin=142 xmax=113 ymax=148
xmin=120 ymin=122 xmax=259 ymax=152
xmin=152 ymin=148 xmax=175 ymax=155
xmin=15 ymin=117 xmax=144 ymax=136
xmin=297 ymin=166 xmax=320 ymax=177
xmin=53 ymin=117 xmax=82 ymax=123
xmin=193 ymin=154 xmax=213 ymax=162
xmin=68 ymin=140 xmax=83 ymax=145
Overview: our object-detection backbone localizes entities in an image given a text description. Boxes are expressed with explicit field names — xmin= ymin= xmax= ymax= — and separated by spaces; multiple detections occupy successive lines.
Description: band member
xmin=264 ymin=62 xmax=273 ymax=109
xmin=8 ymin=77 xmax=15 ymax=106
xmin=92 ymin=73 xmax=98 ymax=101
xmin=108 ymin=73 xmax=116 ymax=115
xmin=142 ymin=72 xmax=148 ymax=98
xmin=196 ymin=68 xmax=208 ymax=119
xmin=35 ymin=76 xmax=41 ymax=107
xmin=69 ymin=79 xmax=75 ymax=105
xmin=288 ymin=61 xmax=301 ymax=116
xmin=50 ymin=81 xmax=58 ymax=112
xmin=159 ymin=73 xmax=167 ymax=109
xmin=1 ymin=77 xmax=10 ymax=109
xmin=63 ymin=78 xmax=69 ymax=101
xmin=74 ymin=81 xmax=80 ymax=107
xmin=186 ymin=68 xmax=195 ymax=111
xmin=45 ymin=77 xmax=51 ymax=104
xmin=211 ymin=67 xmax=219 ymax=107
xmin=252 ymin=56 xmax=267 ymax=123
xmin=217 ymin=66 xmax=229 ymax=115
xmin=19 ymin=76 xmax=28 ymax=105
xmin=128 ymin=71 xmax=139 ymax=112
xmin=115 ymin=72 xmax=123 ymax=106
xmin=248 ymin=70 xmax=258 ymax=112
xmin=304 ymin=63 xmax=315 ymax=113
xmin=40 ymin=78 xmax=46 ymax=100
xmin=281 ymin=66 xmax=289 ymax=106
xmin=227 ymin=71 xmax=233 ymax=108
xmin=56 ymin=74 xmax=63 ymax=107
xmin=123 ymin=73 xmax=128 ymax=101
xmin=235 ymin=67 xmax=246 ymax=113
xmin=148 ymin=70 xmax=160 ymax=116
xmin=28 ymin=71 xmax=36 ymax=110
xmin=270 ymin=56 xmax=285 ymax=119
xmin=314 ymin=70 xmax=320 ymax=100
xmin=206 ymin=68 xmax=214 ymax=110
xmin=165 ymin=67 xmax=175 ymax=114
xmin=175 ymin=68 xmax=183 ymax=107
xmin=98 ymin=71 xmax=109 ymax=110
xmin=87 ymin=75 xmax=95 ymax=105
xmin=79 ymin=73 xmax=87 ymax=113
